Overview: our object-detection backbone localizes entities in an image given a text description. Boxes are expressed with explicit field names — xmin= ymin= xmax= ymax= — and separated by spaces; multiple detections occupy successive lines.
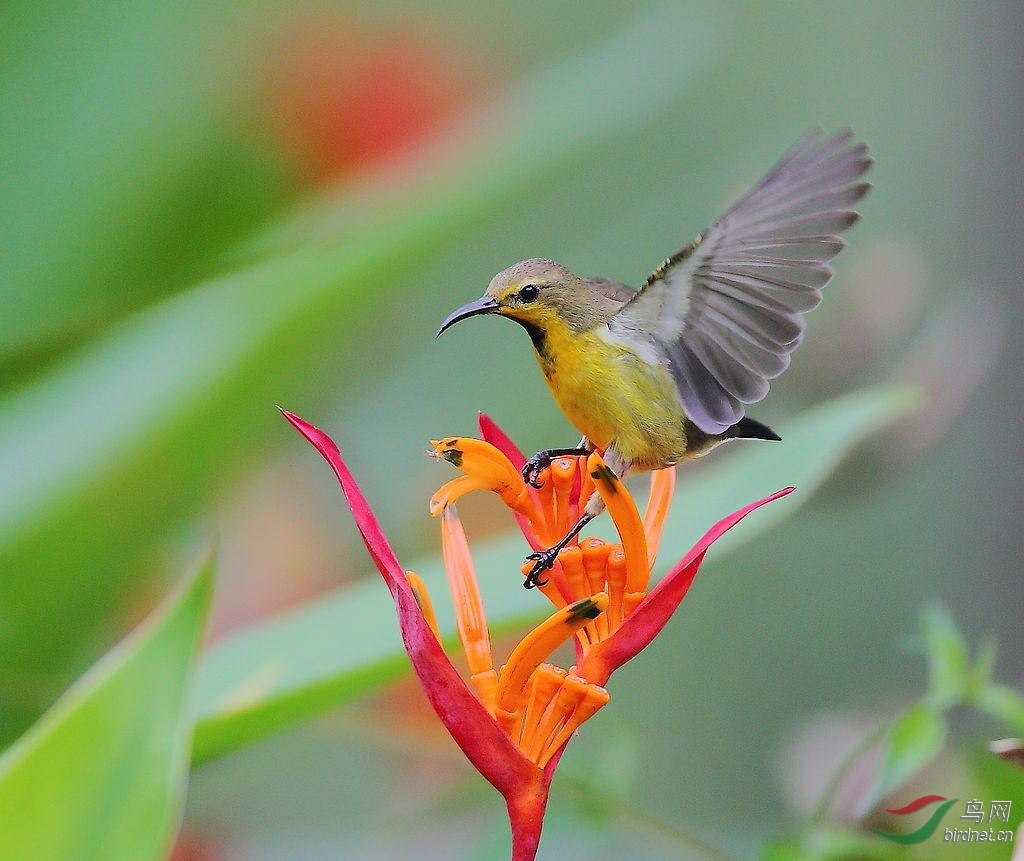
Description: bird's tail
xmin=726 ymin=416 xmax=781 ymax=442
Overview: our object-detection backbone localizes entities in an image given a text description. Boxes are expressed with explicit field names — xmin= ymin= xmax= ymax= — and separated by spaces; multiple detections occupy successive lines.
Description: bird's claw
xmin=524 ymin=450 xmax=565 ymax=483
xmin=523 ymin=548 xmax=558 ymax=589
xmin=521 ymin=452 xmax=552 ymax=489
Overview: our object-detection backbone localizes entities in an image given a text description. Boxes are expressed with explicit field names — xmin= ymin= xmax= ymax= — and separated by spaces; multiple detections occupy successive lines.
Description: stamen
xmin=643 ymin=467 xmax=676 ymax=567
xmin=406 ymin=571 xmax=441 ymax=643
xmin=440 ymin=507 xmax=494 ymax=690
xmin=587 ymin=453 xmax=650 ymax=595
xmin=496 ymin=594 xmax=608 ymax=716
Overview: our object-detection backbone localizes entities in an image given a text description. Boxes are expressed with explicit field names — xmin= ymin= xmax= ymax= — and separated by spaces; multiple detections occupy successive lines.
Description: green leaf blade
xmin=0 ymin=553 xmax=213 ymax=861
xmin=920 ymin=604 xmax=971 ymax=708
xmin=977 ymin=683 xmax=1024 ymax=735
xmin=860 ymin=704 xmax=949 ymax=817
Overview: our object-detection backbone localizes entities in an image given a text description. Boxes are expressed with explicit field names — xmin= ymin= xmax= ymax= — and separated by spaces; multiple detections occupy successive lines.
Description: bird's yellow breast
xmin=531 ymin=322 xmax=688 ymax=469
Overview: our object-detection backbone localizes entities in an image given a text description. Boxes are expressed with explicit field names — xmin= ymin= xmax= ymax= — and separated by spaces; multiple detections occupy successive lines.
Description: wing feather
xmin=703 ymin=271 xmax=825 ymax=314
xmin=686 ymin=333 xmax=771 ymax=402
xmin=665 ymin=342 xmax=739 ymax=429
xmin=610 ymin=127 xmax=871 ymax=433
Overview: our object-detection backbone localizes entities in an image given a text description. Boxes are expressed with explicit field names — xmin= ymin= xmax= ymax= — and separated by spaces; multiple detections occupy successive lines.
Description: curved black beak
xmin=435 ymin=295 xmax=500 ymax=337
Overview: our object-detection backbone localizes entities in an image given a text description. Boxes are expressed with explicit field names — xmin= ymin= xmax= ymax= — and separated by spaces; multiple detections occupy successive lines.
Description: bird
xmin=436 ymin=127 xmax=871 ymax=587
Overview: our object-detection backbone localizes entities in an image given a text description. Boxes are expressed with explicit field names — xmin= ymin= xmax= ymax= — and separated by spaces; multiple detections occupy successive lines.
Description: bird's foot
xmin=522 ymin=452 xmax=553 ymax=489
xmin=523 ymin=548 xmax=559 ymax=589
xmin=521 ymin=446 xmax=590 ymax=488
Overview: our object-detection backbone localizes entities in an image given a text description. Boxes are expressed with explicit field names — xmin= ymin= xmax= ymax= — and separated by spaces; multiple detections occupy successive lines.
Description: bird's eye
xmin=518 ymin=284 xmax=540 ymax=303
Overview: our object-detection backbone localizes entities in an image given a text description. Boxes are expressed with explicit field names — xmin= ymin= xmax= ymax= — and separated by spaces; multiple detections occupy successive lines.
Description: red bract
xmin=577 ymin=487 xmax=794 ymax=686
xmin=283 ymin=408 xmax=793 ymax=860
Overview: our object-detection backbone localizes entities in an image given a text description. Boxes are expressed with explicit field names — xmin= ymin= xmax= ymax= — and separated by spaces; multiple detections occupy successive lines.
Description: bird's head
xmin=436 ymin=259 xmax=595 ymax=340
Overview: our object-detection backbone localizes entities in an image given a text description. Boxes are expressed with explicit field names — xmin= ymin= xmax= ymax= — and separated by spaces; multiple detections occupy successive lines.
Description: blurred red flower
xmin=260 ymin=13 xmax=476 ymax=182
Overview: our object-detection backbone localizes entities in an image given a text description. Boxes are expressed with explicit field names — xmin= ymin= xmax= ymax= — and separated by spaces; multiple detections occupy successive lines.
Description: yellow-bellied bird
xmin=437 ymin=128 xmax=871 ymax=585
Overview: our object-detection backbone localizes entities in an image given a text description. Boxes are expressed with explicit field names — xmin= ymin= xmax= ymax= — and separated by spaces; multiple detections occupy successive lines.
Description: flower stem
xmin=507 ymin=785 xmax=550 ymax=861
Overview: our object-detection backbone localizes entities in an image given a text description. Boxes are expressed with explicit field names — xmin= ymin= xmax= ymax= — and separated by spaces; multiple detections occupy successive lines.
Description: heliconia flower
xmin=281 ymin=409 xmax=610 ymax=860
xmin=284 ymin=408 xmax=792 ymax=860
xmin=432 ymin=413 xmax=794 ymax=684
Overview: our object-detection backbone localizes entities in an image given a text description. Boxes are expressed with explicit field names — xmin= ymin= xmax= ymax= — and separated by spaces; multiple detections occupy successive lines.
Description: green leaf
xmin=0 ymin=4 xmax=718 ymax=743
xmin=977 ymin=683 xmax=1024 ymax=735
xmin=0 ymin=3 xmax=283 ymax=357
xmin=920 ymin=604 xmax=972 ymax=708
xmin=965 ymin=634 xmax=998 ymax=703
xmin=192 ymin=385 xmax=917 ymax=763
xmin=0 ymin=551 xmax=212 ymax=861
xmin=859 ymin=703 xmax=948 ymax=816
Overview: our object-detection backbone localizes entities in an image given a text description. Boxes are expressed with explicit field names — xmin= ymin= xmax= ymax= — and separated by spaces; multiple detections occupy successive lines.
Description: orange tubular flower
xmin=284 ymin=408 xmax=792 ymax=860
xmin=432 ymin=414 xmax=794 ymax=682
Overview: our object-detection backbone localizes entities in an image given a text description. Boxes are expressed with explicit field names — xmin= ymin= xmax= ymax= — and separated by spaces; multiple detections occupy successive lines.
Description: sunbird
xmin=437 ymin=128 xmax=871 ymax=586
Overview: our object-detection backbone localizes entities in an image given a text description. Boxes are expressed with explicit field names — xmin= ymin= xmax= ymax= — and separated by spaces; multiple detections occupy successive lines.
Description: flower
xmin=282 ymin=408 xmax=792 ymax=859
xmin=259 ymin=12 xmax=475 ymax=182
xmin=430 ymin=414 xmax=794 ymax=685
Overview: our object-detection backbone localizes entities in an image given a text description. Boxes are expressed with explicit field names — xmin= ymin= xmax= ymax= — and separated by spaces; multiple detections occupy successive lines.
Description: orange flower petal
xmin=430 ymin=475 xmax=492 ymax=515
xmin=518 ymin=557 xmax=568 ymax=610
xmin=580 ymin=538 xmax=612 ymax=642
xmin=545 ymin=546 xmax=585 ymax=607
xmin=471 ymin=669 xmax=499 ymax=715
xmin=431 ymin=437 xmax=540 ymax=524
xmin=643 ymin=467 xmax=676 ymax=567
xmin=441 ymin=507 xmax=493 ymax=681
xmin=406 ymin=571 xmax=440 ymax=643
xmin=548 ymin=457 xmax=579 ymax=538
xmin=518 ymin=664 xmax=567 ymax=757
xmin=497 ymin=594 xmax=608 ymax=716
xmin=431 ymin=437 xmax=523 ymax=490
xmin=586 ymin=453 xmax=649 ymax=594
xmin=605 ymin=547 xmax=628 ymax=633
xmin=535 ymin=676 xmax=609 ymax=769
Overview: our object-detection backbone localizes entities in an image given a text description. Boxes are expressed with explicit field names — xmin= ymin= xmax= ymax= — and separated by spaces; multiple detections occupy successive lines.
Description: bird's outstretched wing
xmin=609 ymin=127 xmax=871 ymax=434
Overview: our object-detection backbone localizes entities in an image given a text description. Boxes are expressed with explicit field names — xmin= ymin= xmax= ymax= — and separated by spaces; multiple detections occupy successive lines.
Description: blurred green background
xmin=1 ymin=0 xmax=1021 ymax=858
